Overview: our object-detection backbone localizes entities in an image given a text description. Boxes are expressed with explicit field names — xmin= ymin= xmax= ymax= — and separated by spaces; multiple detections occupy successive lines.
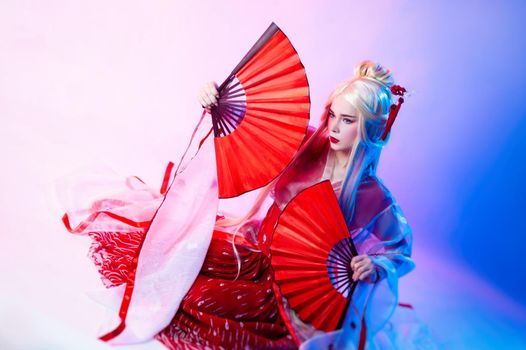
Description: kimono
xmin=56 ymin=125 xmax=437 ymax=349
xmin=260 ymin=141 xmax=421 ymax=349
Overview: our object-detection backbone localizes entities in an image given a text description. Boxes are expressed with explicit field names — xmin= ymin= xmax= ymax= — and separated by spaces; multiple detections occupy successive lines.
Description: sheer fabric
xmin=56 ymin=137 xmax=220 ymax=343
xmin=263 ymin=144 xmax=437 ymax=349
xmin=56 ymin=126 xmax=441 ymax=349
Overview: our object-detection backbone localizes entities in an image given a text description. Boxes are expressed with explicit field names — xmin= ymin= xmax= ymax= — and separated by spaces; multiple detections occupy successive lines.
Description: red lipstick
xmin=329 ymin=136 xmax=339 ymax=144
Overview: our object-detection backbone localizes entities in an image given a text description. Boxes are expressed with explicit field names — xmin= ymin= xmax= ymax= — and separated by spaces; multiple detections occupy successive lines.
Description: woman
xmin=157 ymin=61 xmax=414 ymax=348
xmin=59 ymin=60 xmax=430 ymax=349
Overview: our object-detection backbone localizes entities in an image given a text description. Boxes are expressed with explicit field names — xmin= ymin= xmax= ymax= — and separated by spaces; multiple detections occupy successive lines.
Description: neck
xmin=333 ymin=148 xmax=351 ymax=169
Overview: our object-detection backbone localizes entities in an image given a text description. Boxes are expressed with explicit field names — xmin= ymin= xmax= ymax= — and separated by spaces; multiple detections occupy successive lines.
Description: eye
xmin=328 ymin=112 xmax=335 ymax=118
xmin=343 ymin=118 xmax=355 ymax=124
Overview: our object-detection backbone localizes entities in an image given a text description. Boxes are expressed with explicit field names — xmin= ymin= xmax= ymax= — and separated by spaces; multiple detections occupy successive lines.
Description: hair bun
xmin=354 ymin=60 xmax=394 ymax=88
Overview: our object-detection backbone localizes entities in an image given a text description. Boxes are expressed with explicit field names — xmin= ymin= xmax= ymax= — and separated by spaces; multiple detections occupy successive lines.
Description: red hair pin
xmin=381 ymin=84 xmax=407 ymax=141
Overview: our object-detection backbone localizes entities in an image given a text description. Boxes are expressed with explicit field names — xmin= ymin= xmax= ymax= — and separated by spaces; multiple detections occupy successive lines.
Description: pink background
xmin=1 ymin=1 xmax=525 ymax=348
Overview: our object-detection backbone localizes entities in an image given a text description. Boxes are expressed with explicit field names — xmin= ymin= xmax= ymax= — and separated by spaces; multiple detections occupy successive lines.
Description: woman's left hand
xmin=350 ymin=254 xmax=376 ymax=283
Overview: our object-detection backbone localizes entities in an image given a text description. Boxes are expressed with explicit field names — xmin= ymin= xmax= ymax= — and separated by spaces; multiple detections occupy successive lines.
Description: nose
xmin=330 ymin=118 xmax=340 ymax=133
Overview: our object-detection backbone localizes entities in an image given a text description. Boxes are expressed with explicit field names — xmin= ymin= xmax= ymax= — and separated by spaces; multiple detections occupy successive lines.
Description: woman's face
xmin=327 ymin=94 xmax=359 ymax=152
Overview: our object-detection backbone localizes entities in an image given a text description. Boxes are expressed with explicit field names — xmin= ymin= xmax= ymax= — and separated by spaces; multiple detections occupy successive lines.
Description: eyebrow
xmin=329 ymin=108 xmax=357 ymax=118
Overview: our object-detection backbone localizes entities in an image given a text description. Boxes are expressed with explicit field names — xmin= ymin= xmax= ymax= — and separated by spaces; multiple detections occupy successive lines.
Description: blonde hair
xmin=328 ymin=60 xmax=395 ymax=224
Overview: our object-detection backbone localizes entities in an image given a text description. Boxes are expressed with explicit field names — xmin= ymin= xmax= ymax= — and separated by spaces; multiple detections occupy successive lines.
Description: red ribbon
xmin=60 ymin=110 xmax=213 ymax=342
xmin=97 ymin=111 xmax=213 ymax=342
xmin=381 ymin=85 xmax=407 ymax=141
xmin=62 ymin=159 xmax=179 ymax=235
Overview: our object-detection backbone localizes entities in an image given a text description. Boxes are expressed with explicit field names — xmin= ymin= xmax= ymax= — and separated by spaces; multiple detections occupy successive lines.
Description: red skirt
xmin=154 ymin=229 xmax=297 ymax=350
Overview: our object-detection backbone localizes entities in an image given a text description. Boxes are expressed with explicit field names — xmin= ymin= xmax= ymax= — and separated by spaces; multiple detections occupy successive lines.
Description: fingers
xmin=198 ymin=81 xmax=220 ymax=109
xmin=207 ymin=81 xmax=219 ymax=101
xmin=350 ymin=255 xmax=375 ymax=282
xmin=353 ymin=265 xmax=374 ymax=281
xmin=203 ymin=88 xmax=217 ymax=106
xmin=353 ymin=261 xmax=368 ymax=274
xmin=354 ymin=264 xmax=373 ymax=277
xmin=199 ymin=90 xmax=213 ymax=108
xmin=350 ymin=255 xmax=368 ymax=270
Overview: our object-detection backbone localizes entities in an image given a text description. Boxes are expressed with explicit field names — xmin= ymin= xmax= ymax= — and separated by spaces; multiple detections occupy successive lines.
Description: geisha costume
xmin=56 ymin=113 xmax=440 ymax=349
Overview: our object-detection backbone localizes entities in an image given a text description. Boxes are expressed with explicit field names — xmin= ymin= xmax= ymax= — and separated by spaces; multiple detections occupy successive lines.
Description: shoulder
xmin=306 ymin=125 xmax=317 ymax=138
xmin=357 ymin=175 xmax=395 ymax=209
xmin=298 ymin=125 xmax=317 ymax=147
xmin=299 ymin=125 xmax=317 ymax=145
xmin=351 ymin=175 xmax=397 ymax=228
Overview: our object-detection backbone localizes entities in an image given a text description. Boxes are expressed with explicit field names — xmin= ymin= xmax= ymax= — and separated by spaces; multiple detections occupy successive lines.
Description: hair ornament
xmin=381 ymin=84 xmax=407 ymax=141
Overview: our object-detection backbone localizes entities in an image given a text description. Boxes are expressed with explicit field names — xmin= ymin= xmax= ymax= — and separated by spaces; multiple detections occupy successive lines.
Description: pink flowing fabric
xmin=55 ymin=119 xmax=442 ymax=348
xmin=56 ymin=125 xmax=220 ymax=344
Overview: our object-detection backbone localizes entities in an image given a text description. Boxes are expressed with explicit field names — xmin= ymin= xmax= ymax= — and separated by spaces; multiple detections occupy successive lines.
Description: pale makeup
xmin=327 ymin=94 xmax=359 ymax=152
xmin=327 ymin=94 xmax=359 ymax=175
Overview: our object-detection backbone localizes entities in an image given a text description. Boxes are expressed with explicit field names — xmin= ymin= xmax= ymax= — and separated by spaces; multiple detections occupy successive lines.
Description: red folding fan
xmin=270 ymin=180 xmax=359 ymax=331
xmin=211 ymin=22 xmax=310 ymax=198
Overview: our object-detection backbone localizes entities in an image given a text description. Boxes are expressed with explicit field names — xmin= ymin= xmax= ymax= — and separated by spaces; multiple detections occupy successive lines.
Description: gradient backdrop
xmin=1 ymin=1 xmax=525 ymax=349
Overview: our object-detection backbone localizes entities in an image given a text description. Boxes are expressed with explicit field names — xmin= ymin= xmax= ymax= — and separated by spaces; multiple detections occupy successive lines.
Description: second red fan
xmin=270 ymin=180 xmax=359 ymax=332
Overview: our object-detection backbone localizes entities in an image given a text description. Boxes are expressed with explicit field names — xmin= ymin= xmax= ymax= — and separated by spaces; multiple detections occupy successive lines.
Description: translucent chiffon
xmin=56 ymin=125 xmax=443 ymax=348
xmin=267 ymin=147 xmax=442 ymax=349
xmin=56 ymin=136 xmax=220 ymax=344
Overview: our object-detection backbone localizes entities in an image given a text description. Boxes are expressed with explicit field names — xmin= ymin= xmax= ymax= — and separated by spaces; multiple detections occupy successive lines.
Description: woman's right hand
xmin=198 ymin=81 xmax=219 ymax=113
